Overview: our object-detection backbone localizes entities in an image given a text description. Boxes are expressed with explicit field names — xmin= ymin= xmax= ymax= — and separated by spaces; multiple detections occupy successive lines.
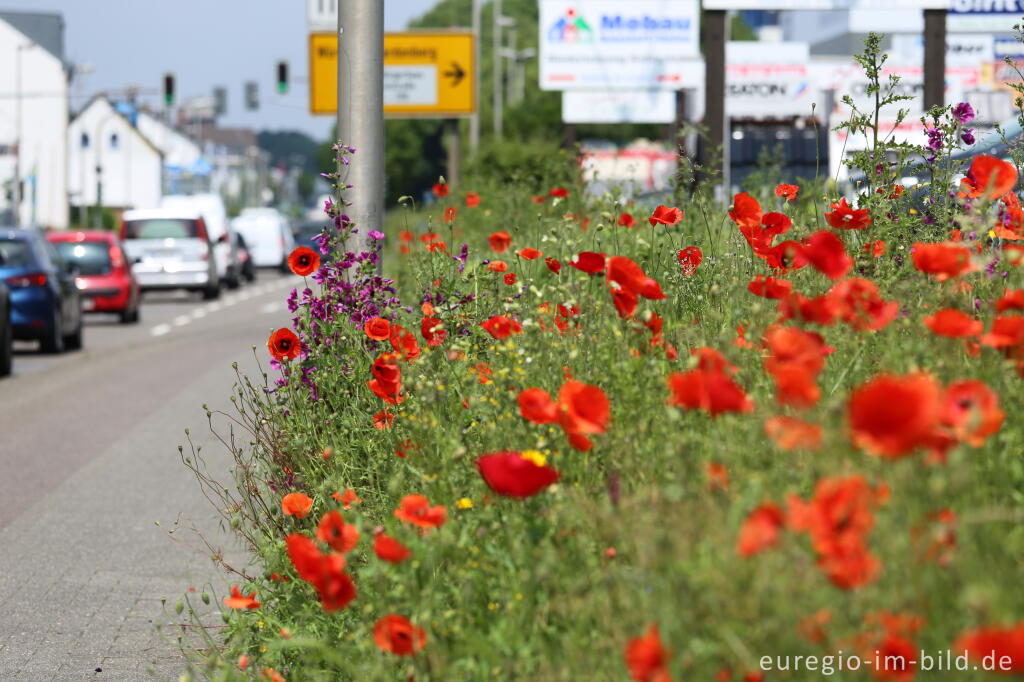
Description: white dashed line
xmin=207 ymin=302 xmax=222 ymax=313
xmin=150 ymin=324 xmax=171 ymax=337
xmin=260 ymin=302 xmax=282 ymax=314
xmin=173 ymin=315 xmax=190 ymax=327
xmin=238 ymin=291 xmax=252 ymax=301
xmin=190 ymin=308 xmax=207 ymax=320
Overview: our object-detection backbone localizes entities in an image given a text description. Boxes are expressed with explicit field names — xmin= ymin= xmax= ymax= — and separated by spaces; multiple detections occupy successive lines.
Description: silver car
xmin=120 ymin=208 xmax=222 ymax=300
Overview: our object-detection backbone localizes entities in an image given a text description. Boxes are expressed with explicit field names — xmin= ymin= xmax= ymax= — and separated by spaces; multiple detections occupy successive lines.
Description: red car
xmin=46 ymin=230 xmax=141 ymax=323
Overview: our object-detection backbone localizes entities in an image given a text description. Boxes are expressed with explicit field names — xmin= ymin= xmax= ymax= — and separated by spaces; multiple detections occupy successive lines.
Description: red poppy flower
xmin=771 ymin=364 xmax=821 ymax=409
xmin=923 ymin=309 xmax=982 ymax=338
xmin=830 ymin=278 xmax=899 ymax=331
xmin=825 ymin=198 xmax=872 ymax=230
xmin=871 ymin=634 xmax=917 ymax=680
xmin=432 ymin=182 xmax=449 ymax=198
xmin=980 ymin=314 xmax=1024 ymax=348
xmin=420 ymin=232 xmax=440 ymax=243
xmin=775 ymin=183 xmax=799 ymax=201
xmin=288 ymin=246 xmax=320 ymax=276
xmin=569 ymin=251 xmax=606 ymax=274
xmin=426 ymin=240 xmax=447 ymax=253
xmin=848 ymin=373 xmax=942 ymax=458
xmin=962 ymin=154 xmax=1018 ymax=200
xmin=367 ymin=377 xmax=403 ymax=405
xmin=607 ymin=256 xmax=665 ymax=300
xmin=223 ymin=585 xmax=261 ymax=610
xmin=706 ymin=461 xmax=729 ymax=491
xmin=762 ymin=324 xmax=831 ymax=377
xmin=953 ymin=624 xmax=1024 ymax=673
xmin=941 ymin=379 xmax=1004 ymax=447
xmin=374 ymin=614 xmax=427 ymax=656
xmin=465 ymin=192 xmax=480 ymax=207
xmin=371 ymin=352 xmax=401 ymax=386
xmin=648 ymin=205 xmax=683 ymax=227
xmin=864 ymin=240 xmax=886 ymax=258
xmin=912 ymin=242 xmax=973 ymax=281
xmin=618 ymin=212 xmax=636 ymax=227
xmin=802 ymin=230 xmax=853 ymax=280
xmin=518 ymin=247 xmax=542 ymax=260
xmin=282 ymin=492 xmax=313 ymax=519
xmin=729 ymin=192 xmax=763 ymax=228
xmin=737 ymin=503 xmax=786 ymax=558
xmin=765 ymin=416 xmax=822 ymax=451
xmin=374 ymin=532 xmax=411 ymax=563
xmin=394 ymin=494 xmax=447 ymax=528
xmin=268 ymin=328 xmax=301 ymax=362
xmin=480 ymin=315 xmax=523 ymax=340
xmin=748 ymin=275 xmax=792 ymax=299
xmin=549 ymin=187 xmax=569 ymax=198
xmin=444 ymin=206 xmax=457 ymax=223
xmin=364 ymin=316 xmax=391 ymax=341
xmin=285 ymin=533 xmax=356 ymax=611
xmin=389 ymin=324 xmax=420 ymax=361
xmin=420 ymin=316 xmax=446 ymax=346
xmin=678 ymin=246 xmax=702 ymax=275
xmin=531 ymin=194 xmax=546 ymax=204
xmin=489 ymin=230 xmax=512 ymax=253
xmin=487 ymin=260 xmax=508 ymax=273
xmin=611 ymin=288 xmax=638 ymax=319
xmin=667 ymin=365 xmax=753 ymax=416
xmin=545 ymin=257 xmax=562 ymax=274
xmin=558 ymin=380 xmax=611 ymax=437
xmin=373 ymin=410 xmax=393 ymax=430
xmin=625 ymin=624 xmax=671 ymax=682
xmin=477 ymin=451 xmax=560 ymax=498
xmin=997 ymin=289 xmax=1024 ymax=313
xmin=518 ymin=388 xmax=559 ymax=424
xmin=316 ymin=510 xmax=360 ymax=553
xmin=332 ymin=488 xmax=360 ymax=509
xmin=399 ymin=230 xmax=414 ymax=243
xmin=504 ymin=272 xmax=517 ymax=285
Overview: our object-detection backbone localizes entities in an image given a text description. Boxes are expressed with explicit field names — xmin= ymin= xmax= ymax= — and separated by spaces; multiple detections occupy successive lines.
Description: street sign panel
xmin=309 ymin=32 xmax=476 ymax=117
xmin=562 ymin=90 xmax=678 ymax=123
xmin=538 ymin=0 xmax=702 ymax=90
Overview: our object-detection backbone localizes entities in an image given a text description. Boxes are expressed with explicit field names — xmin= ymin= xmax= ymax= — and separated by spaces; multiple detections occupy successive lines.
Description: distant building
xmin=67 ymin=96 xmax=163 ymax=218
xmin=136 ymin=110 xmax=208 ymax=195
xmin=0 ymin=11 xmax=69 ymax=229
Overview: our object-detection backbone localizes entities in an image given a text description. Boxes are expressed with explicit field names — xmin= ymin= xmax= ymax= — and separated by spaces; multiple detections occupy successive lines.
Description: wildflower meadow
xmin=176 ymin=35 xmax=1024 ymax=682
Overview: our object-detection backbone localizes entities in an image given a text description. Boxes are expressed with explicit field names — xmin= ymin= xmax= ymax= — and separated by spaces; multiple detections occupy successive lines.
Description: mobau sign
xmin=538 ymin=0 xmax=701 ymax=90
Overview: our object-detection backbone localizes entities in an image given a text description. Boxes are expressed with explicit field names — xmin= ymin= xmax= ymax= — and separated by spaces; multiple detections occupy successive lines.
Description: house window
xmin=109 ymin=133 xmax=119 ymax=150
xmin=80 ymin=132 xmax=90 ymax=148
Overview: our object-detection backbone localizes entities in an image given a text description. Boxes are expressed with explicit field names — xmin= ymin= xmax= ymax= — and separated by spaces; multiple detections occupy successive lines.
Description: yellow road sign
xmin=309 ymin=31 xmax=475 ymax=117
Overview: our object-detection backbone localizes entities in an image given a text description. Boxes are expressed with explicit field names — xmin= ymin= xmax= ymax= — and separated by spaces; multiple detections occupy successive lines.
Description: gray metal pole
xmin=701 ymin=10 xmax=727 ymax=194
xmin=337 ymin=0 xmax=384 ymax=253
xmin=469 ymin=0 xmax=481 ymax=153
xmin=446 ymin=118 xmax=461 ymax=188
xmin=493 ymin=0 xmax=503 ymax=139
xmin=923 ymin=9 xmax=947 ymax=111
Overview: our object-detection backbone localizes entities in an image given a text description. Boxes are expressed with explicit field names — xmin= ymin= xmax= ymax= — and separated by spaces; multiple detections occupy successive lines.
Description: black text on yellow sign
xmin=309 ymin=32 xmax=476 ymax=117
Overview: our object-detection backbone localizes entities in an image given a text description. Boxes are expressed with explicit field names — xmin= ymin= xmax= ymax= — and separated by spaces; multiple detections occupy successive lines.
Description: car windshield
xmin=52 ymin=241 xmax=111 ymax=275
xmin=123 ymin=219 xmax=199 ymax=240
xmin=295 ymin=224 xmax=323 ymax=244
xmin=0 ymin=239 xmax=34 ymax=268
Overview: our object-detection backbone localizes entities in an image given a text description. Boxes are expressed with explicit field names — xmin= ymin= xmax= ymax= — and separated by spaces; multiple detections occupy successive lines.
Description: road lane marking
xmin=206 ymin=302 xmax=222 ymax=312
xmin=260 ymin=302 xmax=282 ymax=314
xmin=173 ymin=315 xmax=190 ymax=327
xmin=191 ymin=308 xmax=207 ymax=319
xmin=151 ymin=324 xmax=171 ymax=337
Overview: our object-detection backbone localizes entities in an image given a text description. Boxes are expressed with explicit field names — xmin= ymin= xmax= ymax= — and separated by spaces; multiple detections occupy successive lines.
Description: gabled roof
xmin=70 ymin=95 xmax=164 ymax=159
xmin=0 ymin=11 xmax=64 ymax=62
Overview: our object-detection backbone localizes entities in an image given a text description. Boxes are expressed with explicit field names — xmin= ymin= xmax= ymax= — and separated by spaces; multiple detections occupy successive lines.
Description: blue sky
xmin=2 ymin=0 xmax=443 ymax=139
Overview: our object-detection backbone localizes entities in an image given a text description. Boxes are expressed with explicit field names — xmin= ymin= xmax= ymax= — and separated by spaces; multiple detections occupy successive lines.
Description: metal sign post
xmin=337 ymin=0 xmax=384 ymax=255
xmin=923 ymin=9 xmax=947 ymax=110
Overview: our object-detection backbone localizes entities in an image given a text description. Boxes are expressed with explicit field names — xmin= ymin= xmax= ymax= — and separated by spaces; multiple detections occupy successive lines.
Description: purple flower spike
xmin=954 ymin=102 xmax=975 ymax=124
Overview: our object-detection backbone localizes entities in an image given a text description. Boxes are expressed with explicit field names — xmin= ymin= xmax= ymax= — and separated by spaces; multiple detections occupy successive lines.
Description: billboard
xmin=538 ymin=0 xmax=701 ymax=90
xmin=949 ymin=1 xmax=1024 ymax=32
xmin=562 ymin=90 xmax=678 ymax=123
xmin=726 ymin=42 xmax=814 ymax=118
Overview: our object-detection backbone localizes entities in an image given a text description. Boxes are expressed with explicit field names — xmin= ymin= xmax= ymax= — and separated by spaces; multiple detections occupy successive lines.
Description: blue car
xmin=0 ymin=281 xmax=11 ymax=376
xmin=0 ymin=228 xmax=83 ymax=354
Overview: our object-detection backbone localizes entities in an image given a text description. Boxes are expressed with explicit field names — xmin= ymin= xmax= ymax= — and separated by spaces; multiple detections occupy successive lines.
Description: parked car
xmin=293 ymin=220 xmax=328 ymax=253
xmin=47 ymin=230 xmax=141 ymax=323
xmin=160 ymin=194 xmax=240 ymax=288
xmin=234 ymin=232 xmax=256 ymax=283
xmin=120 ymin=209 xmax=221 ymax=299
xmin=0 ymin=281 xmax=11 ymax=377
xmin=231 ymin=208 xmax=295 ymax=271
xmin=0 ymin=228 xmax=83 ymax=353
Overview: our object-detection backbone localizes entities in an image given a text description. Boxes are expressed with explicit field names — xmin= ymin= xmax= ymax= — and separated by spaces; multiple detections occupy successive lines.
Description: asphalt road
xmin=0 ymin=271 xmax=297 ymax=681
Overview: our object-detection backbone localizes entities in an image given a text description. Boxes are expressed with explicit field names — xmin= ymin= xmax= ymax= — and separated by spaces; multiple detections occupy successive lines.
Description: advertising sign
xmin=703 ymin=0 xmax=945 ymax=8
xmin=562 ymin=90 xmax=678 ymax=123
xmin=309 ymin=32 xmax=475 ymax=117
xmin=538 ymin=0 xmax=701 ymax=90
xmin=726 ymin=42 xmax=814 ymax=118
xmin=949 ymin=0 xmax=1024 ymax=31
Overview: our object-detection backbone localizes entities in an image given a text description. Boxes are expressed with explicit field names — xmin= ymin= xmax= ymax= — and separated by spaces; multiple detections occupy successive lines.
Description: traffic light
xmin=213 ymin=86 xmax=227 ymax=116
xmin=276 ymin=61 xmax=289 ymax=94
xmin=163 ymin=73 xmax=175 ymax=107
xmin=245 ymin=81 xmax=259 ymax=111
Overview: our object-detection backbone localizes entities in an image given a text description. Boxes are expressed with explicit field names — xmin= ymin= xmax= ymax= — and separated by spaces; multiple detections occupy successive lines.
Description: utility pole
xmin=469 ymin=0 xmax=481 ymax=154
xmin=700 ymin=10 xmax=727 ymax=194
xmin=493 ymin=0 xmax=503 ymax=139
xmin=337 ymin=0 xmax=384 ymax=254
xmin=923 ymin=9 xmax=947 ymax=110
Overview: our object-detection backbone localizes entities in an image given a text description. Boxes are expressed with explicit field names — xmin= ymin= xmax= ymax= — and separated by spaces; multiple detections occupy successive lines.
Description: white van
xmin=230 ymin=208 xmax=295 ymax=271
xmin=160 ymin=194 xmax=240 ymax=288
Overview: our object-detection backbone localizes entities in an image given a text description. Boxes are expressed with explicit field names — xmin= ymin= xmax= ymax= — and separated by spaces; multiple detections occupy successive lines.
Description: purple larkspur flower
xmin=926 ymin=127 xmax=943 ymax=152
xmin=368 ymin=229 xmax=385 ymax=240
xmin=961 ymin=128 xmax=975 ymax=146
xmin=954 ymin=102 xmax=975 ymax=124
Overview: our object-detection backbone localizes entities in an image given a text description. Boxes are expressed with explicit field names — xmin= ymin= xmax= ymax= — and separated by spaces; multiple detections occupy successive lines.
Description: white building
xmin=67 ymin=96 xmax=163 ymax=215
xmin=136 ymin=110 xmax=209 ymax=195
xmin=0 ymin=11 xmax=69 ymax=229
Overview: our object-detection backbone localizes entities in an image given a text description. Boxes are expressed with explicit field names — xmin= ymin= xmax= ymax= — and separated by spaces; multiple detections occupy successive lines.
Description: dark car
xmin=0 ymin=281 xmax=11 ymax=376
xmin=234 ymin=232 xmax=256 ymax=283
xmin=0 ymin=228 xmax=83 ymax=353
xmin=47 ymin=230 xmax=141 ymax=323
xmin=293 ymin=220 xmax=329 ymax=254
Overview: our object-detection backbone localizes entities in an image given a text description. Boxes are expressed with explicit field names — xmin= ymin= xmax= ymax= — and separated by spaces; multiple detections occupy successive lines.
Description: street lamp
xmin=13 ymin=41 xmax=36 ymax=228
